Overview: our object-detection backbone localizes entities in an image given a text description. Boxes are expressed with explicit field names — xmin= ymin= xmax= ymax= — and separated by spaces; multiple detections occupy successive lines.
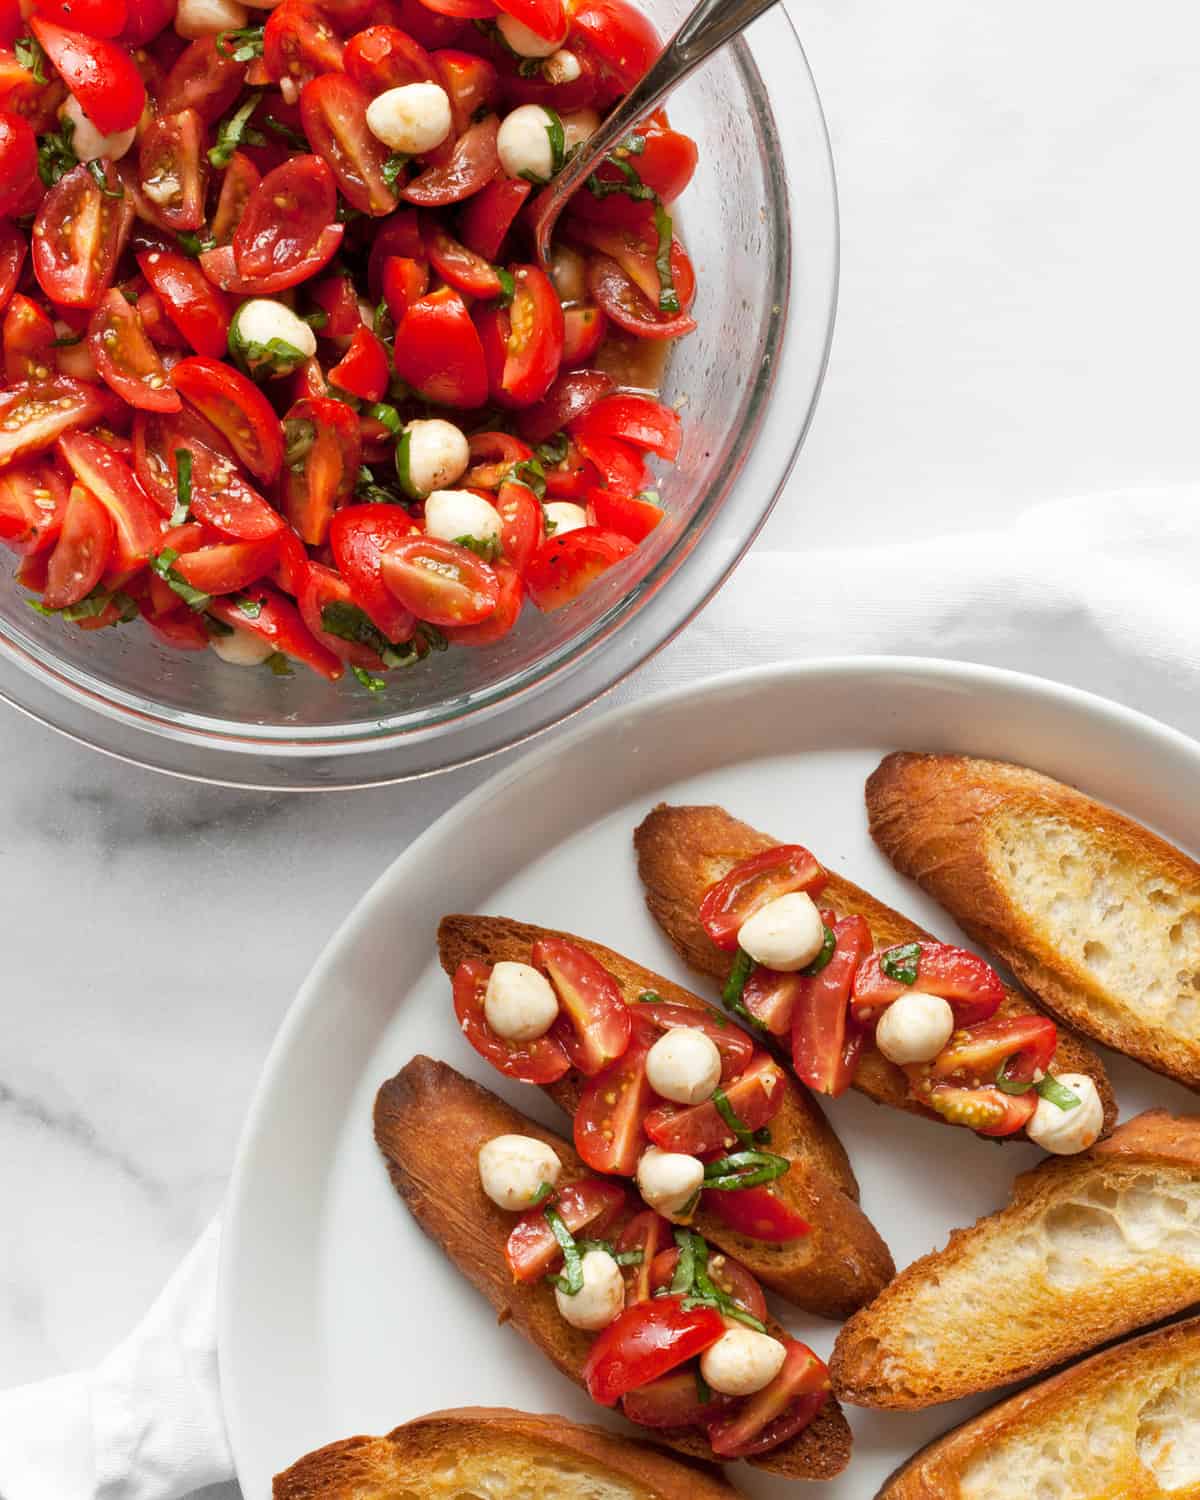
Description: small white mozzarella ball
xmin=497 ymin=10 xmax=563 ymax=57
xmin=231 ymin=298 xmax=317 ymax=376
xmin=477 ymin=1134 xmax=562 ymax=1211
xmin=483 ymin=960 xmax=559 ymax=1042
xmin=636 ymin=1146 xmax=704 ymax=1222
xmin=561 ymin=108 xmax=601 ymax=154
xmin=498 ymin=104 xmax=558 ymax=182
xmin=424 ymin=489 xmax=502 ymax=550
xmin=737 ymin=892 xmax=825 ymax=972
xmin=402 ymin=419 xmax=470 ymax=498
xmin=700 ymin=1328 xmax=788 ymax=1397
xmin=210 ymin=629 xmax=275 ymax=667
xmin=544 ymin=501 xmax=587 ymax=536
xmin=366 ymin=83 xmax=453 ymax=156
xmin=554 ymin=1249 xmax=625 ymax=1331
xmin=175 ymin=0 xmax=249 ymax=39
xmin=542 ymin=49 xmax=582 ymax=86
xmin=60 ymin=95 xmax=136 ymax=163
xmin=646 ymin=1027 xmax=722 ymax=1106
xmin=1025 ymin=1075 xmax=1105 ymax=1155
xmin=875 ymin=991 xmax=956 ymax=1066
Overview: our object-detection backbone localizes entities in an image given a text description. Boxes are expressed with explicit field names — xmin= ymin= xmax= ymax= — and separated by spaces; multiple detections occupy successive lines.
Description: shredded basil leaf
xmin=802 ymin=926 xmax=837 ymax=976
xmin=544 ymin=1205 xmax=584 ymax=1295
xmin=51 ymin=331 xmax=82 ymax=349
xmin=176 ymin=230 xmax=216 ymax=259
xmin=586 ymin=154 xmax=656 ymax=202
xmin=352 ymin=663 xmax=387 ymax=692
xmin=721 ymin=949 xmax=765 ymax=1032
xmin=86 ymin=159 xmax=122 ymax=197
xmin=265 ymin=652 xmax=293 ymax=676
xmin=320 ymin=600 xmax=417 ymax=669
xmin=880 ymin=941 xmax=922 ymax=986
xmin=454 ymin=533 xmax=502 ymax=562
xmin=695 ymin=1366 xmax=713 ymax=1404
xmin=356 ymin=465 xmax=409 ymax=507
xmin=260 ymin=114 xmax=307 ymax=149
xmin=530 ymin=1181 xmax=555 ymax=1207
xmin=503 ymin=456 xmax=547 ymax=500
xmin=216 ymin=25 xmax=265 ymax=62
xmin=301 ymin=309 xmax=328 ymax=330
xmin=364 ymin=402 xmax=403 ymax=435
xmin=283 ymin=417 xmax=317 ymax=471
xmin=495 ymin=267 xmax=516 ymax=306
xmin=670 ymin=1229 xmax=768 ymax=1332
xmin=28 ymin=586 xmax=135 ymax=624
xmin=236 ymin=597 xmax=263 ymax=620
xmin=418 ymin=622 xmax=448 ymax=653
xmin=536 ymin=432 xmax=569 ymax=468
xmin=702 ymin=1149 xmax=791 ymax=1193
xmin=170 ymin=449 xmax=192 ymax=527
xmin=711 ymin=1087 xmax=757 ymax=1150
xmin=149 ymin=548 xmax=211 ymax=613
xmin=15 ymin=35 xmax=48 ymax=84
xmin=382 ymin=154 xmax=408 ymax=194
xmin=653 ymin=203 xmax=680 ymax=315
xmin=37 ymin=117 xmax=77 ymax=188
xmin=1036 ymin=1075 xmax=1082 ymax=1111
xmin=546 ymin=108 xmax=566 ymax=175
xmin=373 ymin=298 xmax=395 ymax=342
xmin=209 ymin=93 xmax=265 ymax=170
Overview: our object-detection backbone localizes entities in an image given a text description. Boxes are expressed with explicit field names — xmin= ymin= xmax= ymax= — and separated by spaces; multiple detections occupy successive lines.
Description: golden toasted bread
xmin=875 ymin=1317 xmax=1200 ymax=1498
xmin=830 ymin=1110 xmax=1200 ymax=1409
xmin=274 ymin=1407 xmax=746 ymax=1500
xmin=633 ymin=803 xmax=1116 ymax=1138
xmin=374 ymin=1057 xmax=852 ymax=1481
xmin=866 ymin=750 xmax=1200 ymax=1091
xmin=437 ymin=914 xmax=893 ymax=1319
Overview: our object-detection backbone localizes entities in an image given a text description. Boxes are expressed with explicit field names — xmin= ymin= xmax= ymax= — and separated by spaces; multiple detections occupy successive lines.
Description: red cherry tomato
xmin=0 ymin=379 xmax=109 ymax=470
xmin=381 ymin=254 xmax=429 ymax=328
xmin=418 ymin=0 xmax=496 ymax=18
xmin=930 ymin=1014 xmax=1059 ymax=1088
xmin=524 ymin=526 xmax=635 ymax=611
xmin=701 ymin=1184 xmax=811 ymax=1245
xmin=173 ymin=534 xmax=280 ymax=595
xmin=643 ymin=1051 xmax=785 ymax=1155
xmin=386 ymin=0 xmax=468 ymax=46
xmin=298 ymin=559 xmax=398 ymax=668
xmin=622 ymin=1368 xmax=732 ymax=1431
xmin=34 ymin=0 xmax=127 ymax=37
xmin=367 ymin=207 xmax=423 ymax=298
xmin=401 ymin=114 xmax=499 ymax=207
xmin=41 ymin=483 xmax=113 ymax=607
xmin=135 ymin=250 xmax=232 ymax=358
xmin=32 ymin=162 xmax=131 ymax=309
xmin=210 ymin=151 xmax=260 ymax=246
xmin=117 ymin=0 xmax=174 ymax=45
xmin=3 ymin=294 xmax=55 ymax=385
xmin=459 ymin=176 xmax=530 ymax=262
xmin=698 ymin=845 xmax=827 ymax=953
xmin=529 ymin=935 xmax=633 ymax=1077
xmin=423 ymin=216 xmax=507 ymax=300
xmin=199 ymin=226 xmax=345 ymax=295
xmin=87 ymin=290 xmax=181 ymax=414
xmin=587 ymin=488 xmax=662 ymax=543
xmin=505 ymin=1175 xmax=627 ymax=1281
xmin=706 ymin=1341 xmax=829 ymax=1458
xmin=263 ymin=0 xmax=343 ymax=89
xmin=328 ymin=326 xmax=390 ymax=402
xmin=789 ymin=913 xmax=872 ymax=1097
xmin=629 ymin=1001 xmax=754 ymax=1078
xmin=57 ymin=432 xmax=164 ymax=575
xmin=924 ymin=1083 xmax=1038 ymax=1138
xmin=568 ymin=0 xmax=659 ymax=97
xmin=209 ymin=582 xmax=343 ymax=680
xmin=380 ymin=532 xmax=500 ymax=627
xmin=171 ymin=357 xmax=285 ymax=485
xmin=583 ymin=1297 xmax=724 ymax=1408
xmin=570 ymin=125 xmax=696 ymax=225
xmin=452 ymin=955 xmax=570 ymax=1086
xmin=495 ymin=0 xmax=564 ymax=39
xmin=647 ymin=1246 xmax=767 ymax=1323
xmin=851 ymin=941 xmax=1005 ymax=1029
xmin=392 ymin=286 xmax=489 ymax=408
xmin=158 ymin=35 xmax=245 ymax=123
xmin=233 ymin=155 xmax=337 ymax=279
xmin=476 ymin=262 xmax=564 ymax=408
xmin=561 ymin=305 xmax=606 ymax=367
xmin=301 ymin=73 xmax=398 ymax=217
xmin=571 ymin=393 xmax=681 ymax=460
xmin=571 ymin=429 xmax=645 ymax=494
xmin=0 ymin=221 xmax=27 ymax=315
xmin=495 ymin=478 xmax=542 ymax=575
xmin=279 ymin=396 xmax=360 ymax=545
xmin=441 ymin=558 xmax=523 ymax=645
xmin=0 ymin=458 xmax=68 ymax=555
xmin=463 ymin=428 xmax=532 ymax=488
xmin=516 ymin=368 xmax=614 ymax=446
xmin=344 ymin=24 xmax=435 ymax=92
xmin=30 ymin=17 xmax=145 ymax=133
xmin=575 ymin=1041 xmax=653 ymax=1175
xmin=308 ymin=272 xmax=361 ymax=337
xmin=0 ymin=49 xmax=62 ymax=133
xmin=0 ymin=110 xmax=36 ymax=216
xmin=614 ymin=1209 xmax=671 ymax=1306
xmin=137 ymin=109 xmax=206 ymax=232
xmin=329 ymin=503 xmax=419 ymax=642
xmin=434 ymin=49 xmax=499 ymax=135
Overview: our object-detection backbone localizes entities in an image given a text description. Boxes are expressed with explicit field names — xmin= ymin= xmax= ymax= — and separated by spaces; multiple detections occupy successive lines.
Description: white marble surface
xmin=4 ymin=2 xmax=1200 ymax=1496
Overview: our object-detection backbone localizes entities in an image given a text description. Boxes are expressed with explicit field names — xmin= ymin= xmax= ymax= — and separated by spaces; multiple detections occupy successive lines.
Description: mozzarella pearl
xmin=231 ymin=298 xmax=317 ymax=376
xmin=175 ymin=0 xmax=249 ymax=38
xmin=366 ymin=83 xmax=452 ymax=156
xmin=210 ymin=629 xmax=275 ymax=667
xmin=1025 ymin=1074 xmax=1105 ymax=1156
xmin=424 ymin=489 xmax=502 ymax=550
xmin=554 ymin=1249 xmax=625 ymax=1331
xmin=636 ymin=1146 xmax=704 ymax=1222
xmin=737 ymin=892 xmax=826 ymax=972
xmin=544 ymin=501 xmax=587 ymax=536
xmin=60 ymin=95 xmax=136 ymax=164
xmin=875 ymin=991 xmax=956 ymax=1066
xmin=498 ymin=104 xmax=558 ymax=182
xmin=542 ymin=49 xmax=582 ymax=86
xmin=483 ymin=960 xmax=559 ymax=1042
xmin=497 ymin=11 xmax=564 ymax=57
xmin=477 ymin=1134 xmax=562 ymax=1211
xmin=401 ymin=419 xmax=470 ymax=499
xmin=646 ymin=1028 xmax=722 ymax=1106
xmin=700 ymin=1328 xmax=788 ymax=1397
xmin=561 ymin=108 xmax=601 ymax=154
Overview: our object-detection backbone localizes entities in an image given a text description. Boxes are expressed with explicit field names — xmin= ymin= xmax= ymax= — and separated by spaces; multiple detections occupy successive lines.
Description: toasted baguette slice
xmin=274 ymin=1407 xmax=745 ymax=1500
xmin=374 ymin=1057 xmax=852 ymax=1480
xmin=875 ymin=1317 xmax=1200 ymax=1499
xmin=438 ymin=914 xmax=893 ymax=1319
xmin=866 ymin=750 xmax=1200 ymax=1090
xmin=634 ymin=804 xmax=1116 ymax=1138
xmin=830 ymin=1110 xmax=1200 ymax=1409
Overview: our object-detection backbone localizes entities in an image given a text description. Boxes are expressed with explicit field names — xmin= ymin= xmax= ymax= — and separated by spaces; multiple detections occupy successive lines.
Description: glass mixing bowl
xmin=0 ymin=5 xmax=838 ymax=788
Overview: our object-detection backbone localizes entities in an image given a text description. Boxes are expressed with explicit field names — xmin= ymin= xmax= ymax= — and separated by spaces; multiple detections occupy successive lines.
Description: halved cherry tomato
xmin=496 ymin=0 xmax=564 ymax=41
xmin=233 ymin=155 xmax=337 ymax=279
xmin=0 ymin=49 xmax=63 ymax=133
xmin=929 ymin=1015 xmax=1058 ymax=1088
xmin=42 ymin=484 xmax=113 ymax=607
xmin=158 ymin=35 xmax=245 ymax=123
xmin=388 ymin=0 xmax=468 ymax=47
xmin=143 ymin=606 xmax=210 ymax=649
xmin=629 ymin=1001 xmax=754 ymax=1078
xmin=0 ymin=379 xmax=109 ymax=469
xmin=505 ymin=1175 xmax=626 ymax=1281
xmin=298 ymin=558 xmax=397 ymax=668
xmin=575 ymin=1041 xmax=652 ymax=1175
xmin=851 ymin=941 xmax=1005 ymax=1029
xmin=173 ymin=534 xmax=280 ymax=595
xmin=789 ymin=913 xmax=872 ymax=1097
xmin=583 ymin=1297 xmax=724 ymax=1407
xmin=32 ymin=162 xmax=131 ymax=309
xmin=301 ymin=73 xmax=397 ymax=217
xmin=57 ymin=432 xmax=163 ymax=574
xmin=924 ymin=1083 xmax=1037 ymax=1138
xmin=418 ymin=0 xmax=496 ymax=19
xmin=570 ymin=124 xmax=696 ymax=225
xmin=524 ymin=525 xmax=634 ymax=611
xmin=136 ymin=249 xmax=232 ymax=358
xmin=464 ymin=428 xmax=532 ymax=489
xmin=572 ymin=430 xmax=645 ymax=495
xmin=517 ymin=369 xmax=614 ymax=446
xmin=34 ymin=0 xmax=127 ymax=38
xmin=423 ymin=216 xmax=505 ymax=299
xmin=475 ymin=263 xmax=563 ymax=407
xmin=0 ymin=109 xmax=35 ymax=217
xmin=171 ymin=357 xmax=284 ymax=484
xmin=328 ymin=326 xmax=389 ymax=402
xmin=279 ymin=395 xmax=360 ymax=544
xmin=0 ymin=220 xmax=26 ymax=315
xmin=393 ymin=286 xmax=489 ymax=408
xmin=568 ymin=0 xmax=659 ymax=97
xmin=494 ymin=479 xmax=542 ymax=575
xmin=88 ymin=289 xmax=181 ymax=413
xmin=587 ymin=251 xmax=696 ymax=341
xmin=209 ymin=581 xmax=343 ymax=680
xmin=562 ymin=305 xmax=606 ymax=367
xmin=587 ymin=488 xmax=662 ymax=543
xmin=30 ymin=18 xmax=145 ymax=132
xmin=210 ymin=151 xmax=260 ymax=246
xmin=329 ymin=503 xmax=418 ymax=642
xmin=706 ymin=1341 xmax=829 ymax=1458
xmin=3 ymin=294 xmax=55 ymax=385
xmin=367 ymin=207 xmax=423 ymax=298
xmin=116 ymin=0 xmax=172 ymax=45
xmin=344 ymin=24 xmax=435 ymax=92
xmin=621 ymin=1368 xmax=731 ymax=1431
xmin=459 ymin=176 xmax=530 ymax=262
xmin=434 ymin=49 xmax=499 ymax=136
xmin=614 ymin=1209 xmax=671 ymax=1306
xmin=532 ymin=935 xmax=633 ymax=1077
xmin=136 ymin=289 xmax=186 ymax=351
xmin=309 ymin=272 xmax=361 ymax=337
xmin=441 ymin=559 xmax=523 ymax=645
xmin=648 ymin=1247 xmax=767 ymax=1323
xmin=199 ymin=226 xmax=345 ymax=295
xmin=380 ymin=532 xmax=499 ymax=627
xmin=264 ymin=0 xmax=343 ymax=88
xmin=137 ymin=109 xmax=206 ymax=232
xmin=698 ymin=845 xmax=827 ymax=953
xmin=701 ymin=1184 xmax=810 ymax=1245
xmin=0 ymin=458 xmax=68 ymax=555
xmin=401 ymin=114 xmax=499 ymax=207
xmin=572 ymin=392 xmax=681 ymax=460
xmin=380 ymin=254 xmax=428 ymax=328
xmin=643 ymin=1051 xmax=785 ymax=1155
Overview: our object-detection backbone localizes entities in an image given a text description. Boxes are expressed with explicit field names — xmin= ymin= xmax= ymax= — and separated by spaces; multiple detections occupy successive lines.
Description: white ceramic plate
xmin=219 ymin=657 xmax=1200 ymax=1498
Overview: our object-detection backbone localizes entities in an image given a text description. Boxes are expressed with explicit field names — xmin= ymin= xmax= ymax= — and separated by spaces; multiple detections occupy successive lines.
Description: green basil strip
xmin=495 ymin=267 xmax=516 ymax=306
xmin=265 ymin=652 xmax=293 ymax=676
xmin=722 ymin=949 xmax=753 ymax=1007
xmin=209 ymin=92 xmax=266 ymax=170
xmin=170 ymin=449 xmax=192 ymax=527
xmin=149 ymin=548 xmax=210 ymax=612
xmin=352 ymin=664 xmax=387 ymax=692
xmin=676 ymin=1229 xmax=768 ymax=1333
xmin=545 ymin=1205 xmax=584 ymax=1295
xmin=802 ymin=926 xmax=837 ymax=977
xmin=15 ymin=35 xmax=48 ymax=84
xmin=216 ymin=25 xmax=264 ymax=62
xmin=711 ymin=1087 xmax=756 ymax=1150
xmin=694 ymin=1365 xmax=713 ymax=1404
xmin=668 ymin=1226 xmax=696 ymax=1296
xmin=530 ymin=1181 xmax=555 ymax=1207
xmin=546 ymin=108 xmax=566 ymax=175
xmin=702 ymin=1149 xmax=791 ymax=1192
xmin=994 ymin=1059 xmax=1035 ymax=1096
xmin=653 ymin=203 xmax=680 ymax=315
xmin=322 ymin=600 xmax=417 ymax=670
xmin=880 ymin=940 xmax=922 ymax=986
xmin=364 ymin=402 xmax=403 ymax=435
xmin=87 ymin=160 xmax=123 ymax=198
xmin=1036 ymin=1075 xmax=1082 ymax=1111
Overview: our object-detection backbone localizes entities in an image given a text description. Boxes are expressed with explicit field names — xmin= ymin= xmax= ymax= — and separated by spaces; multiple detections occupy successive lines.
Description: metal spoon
xmin=530 ymin=0 xmax=782 ymax=267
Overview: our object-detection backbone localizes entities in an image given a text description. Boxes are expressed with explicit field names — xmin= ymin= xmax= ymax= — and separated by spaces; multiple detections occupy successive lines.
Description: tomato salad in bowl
xmin=0 ymin=0 xmax=699 ymax=692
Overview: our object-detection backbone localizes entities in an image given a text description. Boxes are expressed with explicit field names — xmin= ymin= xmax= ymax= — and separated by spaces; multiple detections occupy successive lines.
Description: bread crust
xmin=633 ymin=803 xmax=1116 ymax=1138
xmin=829 ymin=1110 xmax=1200 ymax=1409
xmin=866 ymin=750 xmax=1200 ymax=1089
xmin=437 ymin=914 xmax=894 ymax=1319
xmin=273 ymin=1407 xmax=746 ymax=1500
xmin=874 ymin=1317 xmax=1200 ymax=1498
xmin=373 ymin=1056 xmax=852 ymax=1480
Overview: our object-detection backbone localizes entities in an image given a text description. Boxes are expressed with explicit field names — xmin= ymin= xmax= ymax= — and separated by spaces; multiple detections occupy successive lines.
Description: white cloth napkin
xmin=1 ymin=486 xmax=1197 ymax=1500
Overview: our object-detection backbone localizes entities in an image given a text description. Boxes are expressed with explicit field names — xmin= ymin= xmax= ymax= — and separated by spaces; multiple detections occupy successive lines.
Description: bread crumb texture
xmin=388 ymin=1452 xmax=651 ymax=1498
xmin=986 ymin=809 xmax=1200 ymax=1044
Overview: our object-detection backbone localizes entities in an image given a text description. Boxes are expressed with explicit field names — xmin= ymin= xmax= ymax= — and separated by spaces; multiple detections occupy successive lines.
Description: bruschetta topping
xmin=737 ymin=892 xmax=827 ymax=972
xmin=874 ymin=991 xmax=956 ymax=1065
xmin=477 ymin=1134 xmax=562 ymax=1211
xmin=553 ymin=1247 xmax=626 ymax=1330
xmin=636 ymin=1145 xmax=704 ymax=1221
xmin=484 ymin=962 xmax=560 ymax=1043
xmin=1025 ymin=1072 xmax=1104 ymax=1153
xmin=644 ymin=1026 xmax=722 ymax=1105
xmin=700 ymin=1327 xmax=788 ymax=1397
